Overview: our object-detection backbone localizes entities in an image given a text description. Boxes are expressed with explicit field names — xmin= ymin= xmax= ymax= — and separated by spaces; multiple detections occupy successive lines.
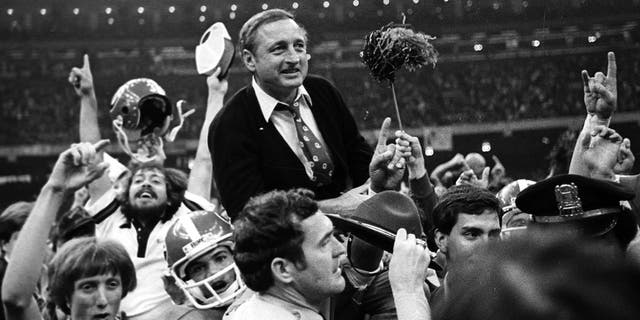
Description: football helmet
xmin=165 ymin=210 xmax=245 ymax=309
xmin=110 ymin=78 xmax=193 ymax=163
xmin=497 ymin=179 xmax=535 ymax=238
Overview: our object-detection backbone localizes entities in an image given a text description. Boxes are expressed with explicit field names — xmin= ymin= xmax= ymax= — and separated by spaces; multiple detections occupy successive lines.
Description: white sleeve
xmin=103 ymin=152 xmax=128 ymax=183
xmin=85 ymin=188 xmax=117 ymax=217
xmin=184 ymin=191 xmax=216 ymax=211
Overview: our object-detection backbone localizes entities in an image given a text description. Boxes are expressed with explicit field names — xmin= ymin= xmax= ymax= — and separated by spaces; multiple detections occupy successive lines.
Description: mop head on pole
xmin=360 ymin=22 xmax=438 ymax=83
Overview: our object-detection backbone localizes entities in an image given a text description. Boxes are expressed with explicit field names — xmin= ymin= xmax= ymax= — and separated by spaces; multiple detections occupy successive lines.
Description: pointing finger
xmin=607 ymin=51 xmax=616 ymax=80
xmin=82 ymin=54 xmax=90 ymax=70
xmin=93 ymin=139 xmax=110 ymax=152
xmin=377 ymin=117 xmax=391 ymax=147
xmin=481 ymin=167 xmax=490 ymax=182
xmin=581 ymin=70 xmax=590 ymax=93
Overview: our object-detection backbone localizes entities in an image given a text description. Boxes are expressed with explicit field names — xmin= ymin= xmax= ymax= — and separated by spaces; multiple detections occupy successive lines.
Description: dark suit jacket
xmin=209 ymin=75 xmax=373 ymax=219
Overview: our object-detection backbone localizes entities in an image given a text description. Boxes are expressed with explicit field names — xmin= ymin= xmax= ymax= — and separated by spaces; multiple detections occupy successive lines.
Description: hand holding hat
xmin=327 ymin=191 xmax=425 ymax=255
xmin=195 ymin=22 xmax=235 ymax=79
xmin=389 ymin=228 xmax=431 ymax=294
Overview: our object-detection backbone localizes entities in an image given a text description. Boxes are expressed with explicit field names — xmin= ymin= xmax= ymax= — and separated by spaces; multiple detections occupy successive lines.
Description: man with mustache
xmin=69 ymin=54 xmax=225 ymax=319
xmin=209 ymin=9 xmax=373 ymax=219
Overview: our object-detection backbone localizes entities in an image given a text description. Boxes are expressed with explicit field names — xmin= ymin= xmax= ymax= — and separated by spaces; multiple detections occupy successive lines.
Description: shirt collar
xmin=252 ymin=77 xmax=312 ymax=122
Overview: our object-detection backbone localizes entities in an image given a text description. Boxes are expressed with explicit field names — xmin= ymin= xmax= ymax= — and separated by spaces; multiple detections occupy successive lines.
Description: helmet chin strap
xmin=113 ymin=116 xmax=163 ymax=163
xmin=165 ymin=100 xmax=195 ymax=142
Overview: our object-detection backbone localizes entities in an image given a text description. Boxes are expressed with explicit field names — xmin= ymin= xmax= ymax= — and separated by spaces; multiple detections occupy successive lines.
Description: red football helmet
xmin=110 ymin=78 xmax=193 ymax=163
xmin=164 ymin=211 xmax=245 ymax=309
xmin=110 ymin=78 xmax=175 ymax=136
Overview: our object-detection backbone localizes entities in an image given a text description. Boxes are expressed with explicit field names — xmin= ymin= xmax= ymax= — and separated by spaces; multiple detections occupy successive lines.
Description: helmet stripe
xmin=182 ymin=216 xmax=202 ymax=241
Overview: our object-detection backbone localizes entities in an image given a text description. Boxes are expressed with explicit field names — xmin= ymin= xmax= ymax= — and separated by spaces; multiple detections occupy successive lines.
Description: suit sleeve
xmin=209 ymin=103 xmax=265 ymax=220
xmin=410 ymin=174 xmax=438 ymax=251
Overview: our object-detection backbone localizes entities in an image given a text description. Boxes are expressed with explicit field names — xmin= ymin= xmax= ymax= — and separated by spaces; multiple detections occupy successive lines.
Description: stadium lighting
xmin=231 ymin=4 xmax=237 ymax=11
xmin=7 ymin=8 xmax=14 ymax=16
xmin=353 ymin=0 xmax=360 ymax=7
xmin=262 ymin=3 xmax=269 ymax=10
xmin=425 ymin=146 xmax=435 ymax=157
xmin=230 ymin=12 xmax=236 ymax=19
xmin=413 ymin=0 xmax=420 ymax=4
xmin=168 ymin=6 xmax=175 ymax=13
xmin=481 ymin=141 xmax=491 ymax=153
xmin=531 ymin=39 xmax=540 ymax=47
xmin=444 ymin=0 xmax=449 ymax=2
xmin=199 ymin=15 xmax=206 ymax=22
xmin=108 ymin=17 xmax=114 ymax=25
xmin=200 ymin=5 xmax=207 ymax=12
xmin=73 ymin=8 xmax=80 ymax=15
xmin=383 ymin=0 xmax=390 ymax=5
xmin=587 ymin=35 xmax=596 ymax=43
xmin=292 ymin=2 xmax=299 ymax=9
xmin=473 ymin=43 xmax=483 ymax=51
xmin=105 ymin=7 xmax=112 ymax=15
xmin=40 ymin=8 xmax=47 ymax=15
xmin=323 ymin=1 xmax=330 ymax=8
xmin=137 ymin=7 xmax=144 ymax=14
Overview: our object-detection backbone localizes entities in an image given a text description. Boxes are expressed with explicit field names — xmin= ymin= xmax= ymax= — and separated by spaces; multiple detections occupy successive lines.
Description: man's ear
xmin=435 ymin=229 xmax=448 ymax=254
xmin=242 ymin=49 xmax=256 ymax=73
xmin=271 ymin=257 xmax=295 ymax=285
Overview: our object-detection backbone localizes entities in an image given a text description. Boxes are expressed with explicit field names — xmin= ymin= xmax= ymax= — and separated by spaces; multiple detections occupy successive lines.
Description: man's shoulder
xmin=212 ymin=84 xmax=260 ymax=132
xmin=220 ymin=84 xmax=256 ymax=115
xmin=223 ymin=294 xmax=315 ymax=320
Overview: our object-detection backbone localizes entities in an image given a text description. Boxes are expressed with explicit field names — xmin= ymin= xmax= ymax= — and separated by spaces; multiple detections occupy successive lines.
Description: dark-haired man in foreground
xmin=430 ymin=185 xmax=501 ymax=307
xmin=226 ymin=189 xmax=346 ymax=320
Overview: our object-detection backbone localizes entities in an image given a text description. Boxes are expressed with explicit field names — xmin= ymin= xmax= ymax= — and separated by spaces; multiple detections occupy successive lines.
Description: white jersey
xmin=85 ymin=153 xmax=215 ymax=319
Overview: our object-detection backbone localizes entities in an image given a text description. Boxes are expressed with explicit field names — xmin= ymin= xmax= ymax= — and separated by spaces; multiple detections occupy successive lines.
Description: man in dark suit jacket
xmin=209 ymin=9 xmax=372 ymax=219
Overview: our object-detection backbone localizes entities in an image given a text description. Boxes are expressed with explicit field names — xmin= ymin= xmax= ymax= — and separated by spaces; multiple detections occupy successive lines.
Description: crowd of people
xmin=3 ymin=0 xmax=636 ymax=41
xmin=1 ymin=6 xmax=640 ymax=320
xmin=1 ymin=49 xmax=639 ymax=145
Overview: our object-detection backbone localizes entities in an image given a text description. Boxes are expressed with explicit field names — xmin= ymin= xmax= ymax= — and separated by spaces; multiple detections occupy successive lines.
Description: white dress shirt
xmin=253 ymin=78 xmax=329 ymax=179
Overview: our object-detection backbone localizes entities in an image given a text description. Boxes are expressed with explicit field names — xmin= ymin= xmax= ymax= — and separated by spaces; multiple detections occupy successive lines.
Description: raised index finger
xmin=82 ymin=54 xmax=91 ymax=70
xmin=93 ymin=139 xmax=110 ymax=152
xmin=607 ymin=52 xmax=616 ymax=80
xmin=377 ymin=117 xmax=391 ymax=147
xmin=581 ymin=70 xmax=590 ymax=93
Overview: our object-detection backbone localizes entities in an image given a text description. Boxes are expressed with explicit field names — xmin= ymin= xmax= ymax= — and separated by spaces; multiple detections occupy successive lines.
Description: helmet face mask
xmin=165 ymin=211 xmax=246 ymax=309
xmin=172 ymin=252 xmax=245 ymax=309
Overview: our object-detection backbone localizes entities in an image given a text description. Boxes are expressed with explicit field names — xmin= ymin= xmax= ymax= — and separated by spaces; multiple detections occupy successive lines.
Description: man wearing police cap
xmin=515 ymin=174 xmax=638 ymax=251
